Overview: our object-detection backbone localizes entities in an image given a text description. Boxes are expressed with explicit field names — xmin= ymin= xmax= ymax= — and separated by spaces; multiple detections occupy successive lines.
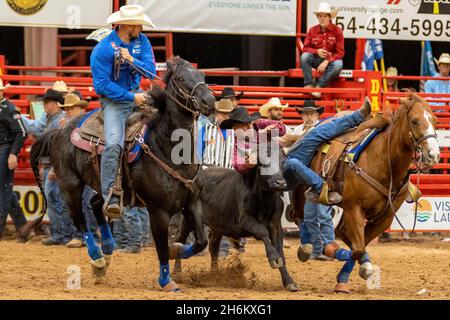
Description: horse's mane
xmin=393 ymin=90 xmax=432 ymax=123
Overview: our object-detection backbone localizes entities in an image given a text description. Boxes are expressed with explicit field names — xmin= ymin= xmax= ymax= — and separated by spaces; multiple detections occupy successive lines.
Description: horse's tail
xmin=19 ymin=130 xmax=56 ymax=238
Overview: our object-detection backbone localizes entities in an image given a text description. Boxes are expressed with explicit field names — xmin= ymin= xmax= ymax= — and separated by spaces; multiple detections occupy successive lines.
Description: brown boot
xmin=358 ymin=96 xmax=373 ymax=120
xmin=305 ymin=182 xmax=342 ymax=205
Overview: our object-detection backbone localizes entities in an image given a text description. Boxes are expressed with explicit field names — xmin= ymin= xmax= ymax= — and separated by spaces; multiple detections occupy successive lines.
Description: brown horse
xmin=290 ymin=92 xmax=440 ymax=293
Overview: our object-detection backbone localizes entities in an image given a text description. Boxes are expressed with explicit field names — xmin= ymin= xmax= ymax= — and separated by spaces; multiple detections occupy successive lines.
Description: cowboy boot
xmin=358 ymin=96 xmax=373 ymax=120
xmin=305 ymin=181 xmax=342 ymax=205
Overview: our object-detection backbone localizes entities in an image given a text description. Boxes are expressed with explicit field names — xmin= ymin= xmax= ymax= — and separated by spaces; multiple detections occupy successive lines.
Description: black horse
xmin=29 ymin=57 xmax=216 ymax=292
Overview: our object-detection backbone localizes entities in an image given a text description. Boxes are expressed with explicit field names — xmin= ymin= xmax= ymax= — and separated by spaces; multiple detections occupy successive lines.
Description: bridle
xmin=114 ymin=54 xmax=212 ymax=191
xmin=386 ymin=98 xmax=438 ymax=231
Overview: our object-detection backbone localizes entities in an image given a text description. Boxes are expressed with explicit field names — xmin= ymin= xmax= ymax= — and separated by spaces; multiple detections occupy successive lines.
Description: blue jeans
xmin=301 ymin=52 xmax=343 ymax=87
xmin=283 ymin=110 xmax=365 ymax=193
xmin=301 ymin=201 xmax=335 ymax=255
xmin=0 ymin=144 xmax=27 ymax=236
xmin=44 ymin=168 xmax=81 ymax=243
xmin=113 ymin=206 xmax=149 ymax=249
xmin=82 ymin=186 xmax=99 ymax=239
xmin=100 ymin=98 xmax=134 ymax=201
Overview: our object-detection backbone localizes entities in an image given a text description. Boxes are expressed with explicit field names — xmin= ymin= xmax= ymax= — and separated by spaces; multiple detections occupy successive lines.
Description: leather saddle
xmin=71 ymin=109 xmax=151 ymax=163
xmin=310 ymin=117 xmax=390 ymax=193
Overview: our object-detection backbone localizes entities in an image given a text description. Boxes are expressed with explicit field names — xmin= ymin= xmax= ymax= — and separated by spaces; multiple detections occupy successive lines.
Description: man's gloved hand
xmin=134 ymin=93 xmax=146 ymax=106
xmin=119 ymin=48 xmax=134 ymax=63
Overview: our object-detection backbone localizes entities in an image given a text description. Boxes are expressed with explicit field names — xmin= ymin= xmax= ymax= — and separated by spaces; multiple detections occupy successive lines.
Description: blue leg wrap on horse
xmin=159 ymin=264 xmax=171 ymax=287
xmin=99 ymin=223 xmax=115 ymax=255
xmin=359 ymin=252 xmax=371 ymax=264
xmin=335 ymin=248 xmax=353 ymax=261
xmin=337 ymin=259 xmax=356 ymax=283
xmin=84 ymin=232 xmax=103 ymax=261
xmin=179 ymin=244 xmax=195 ymax=259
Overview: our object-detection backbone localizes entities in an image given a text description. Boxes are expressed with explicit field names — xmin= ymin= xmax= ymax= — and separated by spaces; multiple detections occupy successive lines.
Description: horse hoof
xmin=91 ymin=257 xmax=107 ymax=278
xmin=160 ymin=279 xmax=182 ymax=293
xmin=169 ymin=243 xmax=184 ymax=260
xmin=334 ymin=283 xmax=350 ymax=294
xmin=104 ymin=254 xmax=112 ymax=267
xmin=359 ymin=262 xmax=375 ymax=280
xmin=297 ymin=244 xmax=313 ymax=262
xmin=285 ymin=282 xmax=300 ymax=292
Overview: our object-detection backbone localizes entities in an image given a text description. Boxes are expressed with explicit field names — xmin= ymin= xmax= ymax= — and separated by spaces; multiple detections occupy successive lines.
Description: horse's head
xmin=399 ymin=92 xmax=440 ymax=169
xmin=165 ymin=57 xmax=215 ymax=117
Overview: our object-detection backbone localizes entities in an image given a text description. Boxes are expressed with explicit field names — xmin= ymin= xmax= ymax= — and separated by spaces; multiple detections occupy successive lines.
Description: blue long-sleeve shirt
xmin=90 ymin=30 xmax=156 ymax=102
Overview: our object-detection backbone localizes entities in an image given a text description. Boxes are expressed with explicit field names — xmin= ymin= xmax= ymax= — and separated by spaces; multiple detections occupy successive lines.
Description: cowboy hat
xmin=215 ymin=99 xmax=234 ymax=113
xmin=52 ymin=80 xmax=69 ymax=93
xmin=107 ymin=4 xmax=155 ymax=28
xmin=57 ymin=93 xmax=88 ymax=109
xmin=295 ymin=100 xmax=324 ymax=116
xmin=386 ymin=66 xmax=398 ymax=77
xmin=259 ymin=97 xmax=288 ymax=118
xmin=434 ymin=53 xmax=450 ymax=66
xmin=220 ymin=107 xmax=261 ymax=130
xmin=314 ymin=2 xmax=337 ymax=19
xmin=42 ymin=89 xmax=64 ymax=103
xmin=0 ymin=78 xmax=11 ymax=90
xmin=216 ymin=87 xmax=244 ymax=101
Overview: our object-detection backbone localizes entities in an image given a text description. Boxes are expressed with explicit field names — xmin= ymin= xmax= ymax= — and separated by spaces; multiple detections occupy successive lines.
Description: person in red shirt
xmin=301 ymin=2 xmax=344 ymax=99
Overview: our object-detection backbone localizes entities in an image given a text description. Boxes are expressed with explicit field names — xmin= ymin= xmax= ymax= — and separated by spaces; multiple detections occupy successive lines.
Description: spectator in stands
xmin=22 ymin=82 xmax=83 ymax=247
xmin=289 ymin=101 xmax=334 ymax=261
xmin=259 ymin=97 xmax=288 ymax=121
xmin=0 ymin=79 xmax=28 ymax=243
xmin=386 ymin=67 xmax=400 ymax=92
xmin=216 ymin=87 xmax=244 ymax=108
xmin=90 ymin=4 xmax=156 ymax=216
xmin=301 ymin=2 xmax=344 ymax=99
xmin=425 ymin=53 xmax=450 ymax=109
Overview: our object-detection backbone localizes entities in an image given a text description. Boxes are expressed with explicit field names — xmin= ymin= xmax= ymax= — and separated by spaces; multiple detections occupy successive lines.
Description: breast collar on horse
xmin=345 ymin=98 xmax=437 ymax=232
xmin=115 ymin=51 xmax=208 ymax=192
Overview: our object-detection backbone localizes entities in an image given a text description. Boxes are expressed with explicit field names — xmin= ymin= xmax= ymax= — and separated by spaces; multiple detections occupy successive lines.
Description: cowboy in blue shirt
xmin=90 ymin=4 xmax=156 ymax=215
xmin=425 ymin=53 xmax=450 ymax=109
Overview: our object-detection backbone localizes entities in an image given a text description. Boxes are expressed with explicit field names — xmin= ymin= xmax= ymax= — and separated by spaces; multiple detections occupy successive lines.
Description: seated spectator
xmin=301 ymin=2 xmax=344 ymax=99
xmin=386 ymin=67 xmax=400 ymax=92
xmin=425 ymin=53 xmax=450 ymax=110
xmin=259 ymin=97 xmax=288 ymax=121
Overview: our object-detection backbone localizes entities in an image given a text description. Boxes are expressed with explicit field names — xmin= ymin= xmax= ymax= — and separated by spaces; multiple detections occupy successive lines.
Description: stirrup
xmin=102 ymin=187 xmax=124 ymax=220
xmin=318 ymin=181 xmax=342 ymax=205
xmin=406 ymin=182 xmax=422 ymax=203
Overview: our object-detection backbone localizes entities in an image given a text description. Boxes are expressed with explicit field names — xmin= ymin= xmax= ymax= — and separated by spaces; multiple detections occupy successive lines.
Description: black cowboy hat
xmin=216 ymin=87 xmax=244 ymax=101
xmin=42 ymin=89 xmax=64 ymax=103
xmin=295 ymin=100 xmax=324 ymax=116
xmin=220 ymin=107 xmax=261 ymax=130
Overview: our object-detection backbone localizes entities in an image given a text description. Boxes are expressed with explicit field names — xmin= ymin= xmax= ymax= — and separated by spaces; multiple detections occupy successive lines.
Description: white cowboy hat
xmin=259 ymin=97 xmax=288 ymax=118
xmin=386 ymin=66 xmax=398 ymax=77
xmin=0 ymin=78 xmax=11 ymax=91
xmin=52 ymin=80 xmax=69 ymax=93
xmin=107 ymin=5 xmax=155 ymax=28
xmin=215 ymin=99 xmax=234 ymax=113
xmin=434 ymin=53 xmax=450 ymax=66
xmin=314 ymin=2 xmax=337 ymax=19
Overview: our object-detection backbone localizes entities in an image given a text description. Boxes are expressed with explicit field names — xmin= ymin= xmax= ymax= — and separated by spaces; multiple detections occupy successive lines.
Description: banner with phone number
xmin=307 ymin=0 xmax=450 ymax=42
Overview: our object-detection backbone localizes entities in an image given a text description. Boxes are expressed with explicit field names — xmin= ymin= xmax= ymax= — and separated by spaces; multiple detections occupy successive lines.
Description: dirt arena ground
xmin=1 ymin=236 xmax=450 ymax=300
